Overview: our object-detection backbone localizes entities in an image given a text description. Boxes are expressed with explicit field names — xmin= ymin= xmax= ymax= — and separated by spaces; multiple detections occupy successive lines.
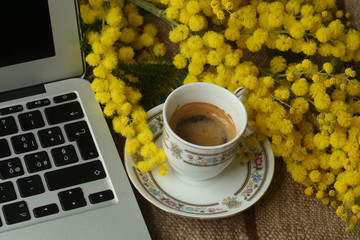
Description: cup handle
xmin=233 ymin=87 xmax=248 ymax=102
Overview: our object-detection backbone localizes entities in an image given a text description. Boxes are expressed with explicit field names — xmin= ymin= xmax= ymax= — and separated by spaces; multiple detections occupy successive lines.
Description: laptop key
xmin=24 ymin=151 xmax=52 ymax=173
xmin=33 ymin=203 xmax=59 ymax=218
xmin=26 ymin=98 xmax=50 ymax=109
xmin=0 ymin=157 xmax=24 ymax=179
xmin=2 ymin=201 xmax=31 ymax=225
xmin=53 ymin=92 xmax=77 ymax=103
xmin=17 ymin=175 xmax=45 ymax=198
xmin=45 ymin=101 xmax=84 ymax=125
xmin=0 ymin=181 xmax=17 ymax=204
xmin=44 ymin=160 xmax=106 ymax=191
xmin=18 ymin=110 xmax=45 ymax=131
xmin=38 ymin=127 xmax=65 ymax=148
xmin=0 ymin=116 xmax=18 ymax=137
xmin=65 ymin=121 xmax=98 ymax=160
xmin=58 ymin=188 xmax=86 ymax=211
xmin=11 ymin=133 xmax=38 ymax=154
xmin=89 ymin=190 xmax=114 ymax=204
xmin=51 ymin=145 xmax=79 ymax=166
xmin=0 ymin=139 xmax=11 ymax=158
xmin=0 ymin=105 xmax=23 ymax=115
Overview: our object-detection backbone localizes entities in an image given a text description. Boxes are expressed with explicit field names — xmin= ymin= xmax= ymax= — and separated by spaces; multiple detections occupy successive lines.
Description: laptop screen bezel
xmin=0 ymin=0 xmax=84 ymax=94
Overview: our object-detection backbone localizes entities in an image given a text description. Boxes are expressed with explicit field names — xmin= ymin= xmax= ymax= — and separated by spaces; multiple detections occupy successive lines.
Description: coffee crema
xmin=169 ymin=102 xmax=236 ymax=146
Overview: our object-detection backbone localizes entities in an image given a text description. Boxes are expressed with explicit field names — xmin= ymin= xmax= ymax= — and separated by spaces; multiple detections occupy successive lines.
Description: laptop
xmin=0 ymin=0 xmax=151 ymax=239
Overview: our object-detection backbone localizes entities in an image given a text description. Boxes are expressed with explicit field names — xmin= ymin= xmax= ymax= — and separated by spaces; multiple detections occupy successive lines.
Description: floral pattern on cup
xmin=166 ymin=134 xmax=237 ymax=167
xmin=183 ymin=146 xmax=237 ymax=166
xmin=169 ymin=142 xmax=183 ymax=159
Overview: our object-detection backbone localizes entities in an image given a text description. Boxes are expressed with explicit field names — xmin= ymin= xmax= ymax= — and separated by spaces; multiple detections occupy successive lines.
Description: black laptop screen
xmin=0 ymin=0 xmax=55 ymax=67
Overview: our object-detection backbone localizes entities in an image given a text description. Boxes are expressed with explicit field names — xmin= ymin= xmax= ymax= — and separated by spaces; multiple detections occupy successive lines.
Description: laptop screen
xmin=0 ymin=0 xmax=84 ymax=94
xmin=0 ymin=1 xmax=55 ymax=68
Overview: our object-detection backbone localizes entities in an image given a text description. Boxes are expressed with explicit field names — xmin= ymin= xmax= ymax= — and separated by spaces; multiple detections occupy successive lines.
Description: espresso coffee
xmin=169 ymin=102 xmax=236 ymax=146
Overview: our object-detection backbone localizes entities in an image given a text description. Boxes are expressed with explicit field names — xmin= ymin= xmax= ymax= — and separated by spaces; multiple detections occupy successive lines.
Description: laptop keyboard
xmin=0 ymin=92 xmax=116 ymax=231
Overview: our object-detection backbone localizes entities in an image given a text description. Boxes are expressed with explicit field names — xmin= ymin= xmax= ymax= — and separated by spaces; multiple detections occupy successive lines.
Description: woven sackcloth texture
xmin=115 ymin=1 xmax=360 ymax=239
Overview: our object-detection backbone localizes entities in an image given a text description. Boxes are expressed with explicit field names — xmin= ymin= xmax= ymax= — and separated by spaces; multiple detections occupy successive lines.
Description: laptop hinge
xmin=0 ymin=84 xmax=46 ymax=103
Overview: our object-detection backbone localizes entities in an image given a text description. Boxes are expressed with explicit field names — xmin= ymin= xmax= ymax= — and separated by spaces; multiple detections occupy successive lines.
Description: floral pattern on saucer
xmin=222 ymin=196 xmax=242 ymax=209
xmin=135 ymin=168 xmax=226 ymax=215
xmin=235 ymin=131 xmax=267 ymax=201
xmin=149 ymin=113 xmax=163 ymax=135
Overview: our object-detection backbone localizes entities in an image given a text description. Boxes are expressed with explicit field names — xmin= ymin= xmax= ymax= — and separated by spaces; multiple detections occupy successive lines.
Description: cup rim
xmin=163 ymin=82 xmax=247 ymax=150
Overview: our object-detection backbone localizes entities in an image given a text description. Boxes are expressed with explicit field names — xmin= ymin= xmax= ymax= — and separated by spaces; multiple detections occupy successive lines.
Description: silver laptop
xmin=0 ymin=0 xmax=151 ymax=239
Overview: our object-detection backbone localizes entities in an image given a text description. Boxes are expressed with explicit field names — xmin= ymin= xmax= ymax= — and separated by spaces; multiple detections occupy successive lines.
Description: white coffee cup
xmin=162 ymin=82 xmax=247 ymax=181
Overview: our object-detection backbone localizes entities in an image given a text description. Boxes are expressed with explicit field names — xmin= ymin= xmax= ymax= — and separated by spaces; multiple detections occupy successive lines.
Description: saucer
xmin=124 ymin=104 xmax=275 ymax=219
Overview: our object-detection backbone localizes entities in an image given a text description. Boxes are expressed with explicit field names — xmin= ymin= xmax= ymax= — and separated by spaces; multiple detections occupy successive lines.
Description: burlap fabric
xmin=115 ymin=1 xmax=360 ymax=239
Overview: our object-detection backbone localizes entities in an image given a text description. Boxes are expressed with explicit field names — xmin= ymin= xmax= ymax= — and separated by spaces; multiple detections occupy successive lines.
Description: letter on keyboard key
xmin=58 ymin=188 xmax=86 ymax=211
xmin=0 ymin=116 xmax=18 ymax=137
xmin=89 ymin=189 xmax=114 ymax=204
xmin=53 ymin=92 xmax=77 ymax=103
xmin=51 ymin=145 xmax=78 ymax=166
xmin=44 ymin=160 xmax=106 ymax=191
xmin=0 ymin=158 xmax=24 ymax=179
xmin=38 ymin=127 xmax=65 ymax=148
xmin=3 ymin=201 xmax=31 ymax=225
xmin=24 ymin=151 xmax=52 ymax=173
xmin=18 ymin=110 xmax=45 ymax=131
xmin=26 ymin=98 xmax=50 ymax=109
xmin=0 ymin=105 xmax=23 ymax=115
xmin=64 ymin=121 xmax=98 ymax=160
xmin=11 ymin=133 xmax=38 ymax=154
xmin=17 ymin=175 xmax=45 ymax=197
xmin=33 ymin=203 xmax=59 ymax=218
